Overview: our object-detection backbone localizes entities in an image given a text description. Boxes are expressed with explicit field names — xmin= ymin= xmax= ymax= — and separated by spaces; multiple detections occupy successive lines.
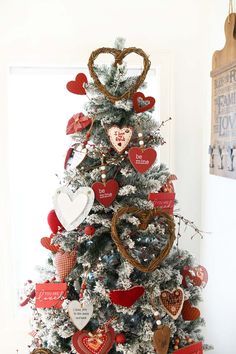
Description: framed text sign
xmin=210 ymin=13 xmax=236 ymax=178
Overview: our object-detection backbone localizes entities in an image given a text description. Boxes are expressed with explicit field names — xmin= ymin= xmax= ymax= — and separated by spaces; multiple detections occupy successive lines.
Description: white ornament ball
xmin=138 ymin=132 xmax=143 ymax=137
xmin=100 ymin=166 xmax=106 ymax=171
xmin=101 ymin=174 xmax=106 ymax=179
xmin=156 ymin=320 xmax=162 ymax=326
xmin=139 ymin=140 xmax=144 ymax=145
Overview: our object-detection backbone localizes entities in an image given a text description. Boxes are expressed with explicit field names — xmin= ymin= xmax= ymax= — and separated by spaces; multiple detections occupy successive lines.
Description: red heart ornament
xmin=92 ymin=180 xmax=119 ymax=207
xmin=109 ymin=285 xmax=145 ymax=308
xmin=133 ymin=92 xmax=155 ymax=113
xmin=128 ymin=147 xmax=157 ymax=173
xmin=196 ymin=265 xmax=208 ymax=287
xmin=66 ymin=113 xmax=92 ymax=135
xmin=41 ymin=234 xmax=60 ymax=253
xmin=66 ymin=73 xmax=88 ymax=95
xmin=173 ymin=342 xmax=203 ymax=354
xmin=159 ymin=288 xmax=184 ymax=320
xmin=72 ymin=326 xmax=115 ymax=354
xmin=54 ymin=250 xmax=77 ymax=282
xmin=182 ymin=300 xmax=200 ymax=321
xmin=47 ymin=209 xmax=64 ymax=234
xmin=181 ymin=266 xmax=202 ymax=288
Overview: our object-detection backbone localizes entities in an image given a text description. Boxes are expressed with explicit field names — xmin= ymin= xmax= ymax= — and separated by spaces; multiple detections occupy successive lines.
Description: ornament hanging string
xmin=228 ymin=0 xmax=234 ymax=22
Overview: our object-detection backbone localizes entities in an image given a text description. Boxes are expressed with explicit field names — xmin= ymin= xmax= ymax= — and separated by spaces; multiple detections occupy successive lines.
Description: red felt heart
xmin=182 ymin=300 xmax=200 ymax=321
xmin=109 ymin=285 xmax=145 ymax=308
xmin=66 ymin=73 xmax=88 ymax=95
xmin=92 ymin=179 xmax=119 ymax=207
xmin=72 ymin=326 xmax=115 ymax=354
xmin=133 ymin=92 xmax=155 ymax=113
xmin=181 ymin=266 xmax=203 ymax=288
xmin=41 ymin=234 xmax=60 ymax=253
xmin=128 ymin=147 xmax=157 ymax=173
xmin=66 ymin=113 xmax=92 ymax=135
xmin=47 ymin=209 xmax=64 ymax=234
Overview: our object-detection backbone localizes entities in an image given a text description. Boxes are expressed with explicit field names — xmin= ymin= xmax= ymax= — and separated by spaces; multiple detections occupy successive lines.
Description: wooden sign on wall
xmin=210 ymin=13 xmax=236 ymax=178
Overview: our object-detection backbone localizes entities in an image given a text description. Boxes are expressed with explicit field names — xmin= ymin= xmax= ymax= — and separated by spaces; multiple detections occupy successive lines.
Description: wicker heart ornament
xmin=53 ymin=186 xmax=94 ymax=231
xmin=107 ymin=125 xmax=133 ymax=154
xmin=54 ymin=250 xmax=77 ymax=282
xmin=159 ymin=288 xmax=184 ymax=320
xmin=111 ymin=207 xmax=175 ymax=272
xmin=72 ymin=326 xmax=115 ymax=354
xmin=88 ymin=47 xmax=151 ymax=103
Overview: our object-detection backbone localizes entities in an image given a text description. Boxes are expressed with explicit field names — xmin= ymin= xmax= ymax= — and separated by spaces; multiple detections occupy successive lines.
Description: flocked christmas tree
xmin=21 ymin=39 xmax=212 ymax=354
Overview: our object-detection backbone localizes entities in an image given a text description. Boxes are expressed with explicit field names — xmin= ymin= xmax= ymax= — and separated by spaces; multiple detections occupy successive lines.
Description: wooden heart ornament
xmin=107 ymin=125 xmax=133 ymax=154
xmin=69 ymin=300 xmax=93 ymax=330
xmin=92 ymin=180 xmax=119 ymax=207
xmin=53 ymin=186 xmax=94 ymax=231
xmin=152 ymin=325 xmax=171 ymax=354
xmin=111 ymin=207 xmax=175 ymax=273
xmin=128 ymin=147 xmax=157 ymax=173
xmin=182 ymin=300 xmax=200 ymax=321
xmin=109 ymin=285 xmax=145 ymax=308
xmin=88 ymin=47 xmax=151 ymax=103
xmin=66 ymin=73 xmax=88 ymax=95
xmin=133 ymin=92 xmax=156 ymax=113
xmin=72 ymin=326 xmax=115 ymax=354
xmin=54 ymin=250 xmax=77 ymax=282
xmin=159 ymin=288 xmax=184 ymax=319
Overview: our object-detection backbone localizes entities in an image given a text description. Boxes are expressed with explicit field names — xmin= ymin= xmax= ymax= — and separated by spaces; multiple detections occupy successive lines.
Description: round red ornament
xmin=47 ymin=209 xmax=64 ymax=234
xmin=84 ymin=225 xmax=96 ymax=236
xmin=115 ymin=333 xmax=126 ymax=344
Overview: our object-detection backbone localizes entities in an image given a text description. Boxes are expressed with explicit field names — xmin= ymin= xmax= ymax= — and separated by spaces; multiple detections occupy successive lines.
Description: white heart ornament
xmin=107 ymin=125 xmax=133 ymax=154
xmin=66 ymin=147 xmax=87 ymax=170
xmin=53 ymin=186 xmax=94 ymax=231
xmin=69 ymin=300 xmax=93 ymax=330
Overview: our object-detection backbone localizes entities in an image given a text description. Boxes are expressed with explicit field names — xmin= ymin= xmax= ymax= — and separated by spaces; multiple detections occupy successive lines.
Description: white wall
xmin=0 ymin=0 xmax=211 ymax=352
xmin=201 ymin=1 xmax=236 ymax=353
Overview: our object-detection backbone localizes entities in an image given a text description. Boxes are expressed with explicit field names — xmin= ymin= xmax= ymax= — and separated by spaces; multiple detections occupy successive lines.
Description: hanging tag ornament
xmin=64 ymin=145 xmax=87 ymax=171
xmin=92 ymin=161 xmax=119 ymax=207
xmin=107 ymin=125 xmax=133 ymax=154
xmin=128 ymin=128 xmax=157 ymax=173
xmin=69 ymin=300 xmax=93 ymax=330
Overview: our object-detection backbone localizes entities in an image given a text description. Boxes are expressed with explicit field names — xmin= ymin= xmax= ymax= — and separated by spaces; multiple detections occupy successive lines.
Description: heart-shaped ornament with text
xmin=128 ymin=147 xmax=157 ymax=173
xmin=133 ymin=92 xmax=156 ymax=113
xmin=72 ymin=326 xmax=115 ymax=354
xmin=66 ymin=73 xmax=88 ymax=95
xmin=92 ymin=180 xmax=119 ymax=207
xmin=53 ymin=186 xmax=94 ymax=231
xmin=182 ymin=300 xmax=200 ymax=321
xmin=107 ymin=125 xmax=133 ymax=154
xmin=152 ymin=325 xmax=171 ymax=354
xmin=159 ymin=288 xmax=184 ymax=320
xmin=41 ymin=234 xmax=60 ymax=253
xmin=88 ymin=47 xmax=150 ymax=103
xmin=69 ymin=300 xmax=93 ymax=330
xmin=109 ymin=285 xmax=145 ymax=308
xmin=111 ymin=207 xmax=175 ymax=273
xmin=54 ymin=250 xmax=77 ymax=282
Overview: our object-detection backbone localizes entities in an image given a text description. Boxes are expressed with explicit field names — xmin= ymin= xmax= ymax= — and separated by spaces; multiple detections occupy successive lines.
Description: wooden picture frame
xmin=210 ymin=13 xmax=236 ymax=178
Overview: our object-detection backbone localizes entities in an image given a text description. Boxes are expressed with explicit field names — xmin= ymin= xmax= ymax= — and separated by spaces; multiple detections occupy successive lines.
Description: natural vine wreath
xmin=111 ymin=207 xmax=175 ymax=273
xmin=31 ymin=349 xmax=53 ymax=354
xmin=88 ymin=47 xmax=151 ymax=103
